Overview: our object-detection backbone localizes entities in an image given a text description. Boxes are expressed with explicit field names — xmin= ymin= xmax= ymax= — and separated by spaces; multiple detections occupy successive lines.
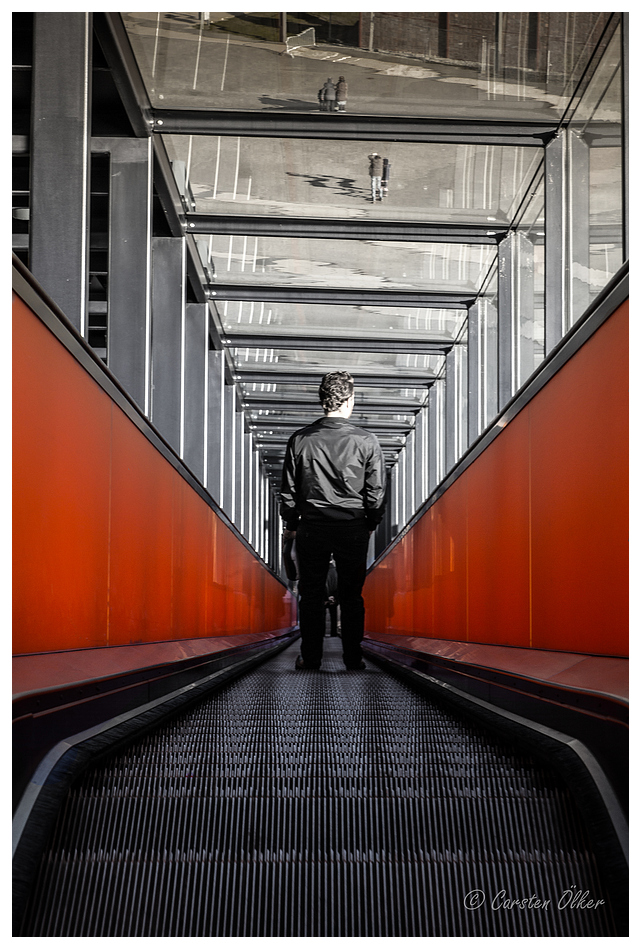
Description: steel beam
xmin=225 ymin=334 xmax=453 ymax=354
xmin=99 ymin=137 xmax=154 ymax=412
xmin=185 ymin=213 xmax=507 ymax=244
xmin=93 ymin=12 xmax=153 ymax=137
xmin=233 ymin=371 xmax=438 ymax=387
xmin=498 ymin=231 xmax=534 ymax=407
xmin=151 ymin=109 xmax=555 ymax=146
xmin=206 ymin=349 xmax=225 ymax=504
xmin=30 ymin=13 xmax=92 ymax=334
xmin=183 ymin=302 xmax=208 ymax=482
xmin=150 ymin=237 xmax=186 ymax=453
xmin=210 ymin=285 xmax=474 ymax=308
xmin=544 ymin=128 xmax=590 ymax=354
xmin=242 ymin=396 xmax=423 ymax=412
xmin=248 ymin=418 xmax=413 ymax=432
xmin=222 ymin=381 xmax=236 ymax=518
xmin=427 ymin=379 xmax=445 ymax=494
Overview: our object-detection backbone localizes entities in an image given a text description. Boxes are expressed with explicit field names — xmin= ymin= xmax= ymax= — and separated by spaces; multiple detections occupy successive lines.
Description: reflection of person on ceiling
xmin=336 ymin=76 xmax=348 ymax=112
xmin=320 ymin=78 xmax=336 ymax=112
xmin=368 ymin=152 xmax=383 ymax=201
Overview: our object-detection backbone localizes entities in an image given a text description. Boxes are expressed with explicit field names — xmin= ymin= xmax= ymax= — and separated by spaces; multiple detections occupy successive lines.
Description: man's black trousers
xmin=295 ymin=519 xmax=370 ymax=668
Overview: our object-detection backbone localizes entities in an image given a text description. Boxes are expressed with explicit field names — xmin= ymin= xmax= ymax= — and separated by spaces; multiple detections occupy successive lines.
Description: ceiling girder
xmin=234 ymin=371 xmax=438 ymax=387
xmin=151 ymin=109 xmax=555 ymax=147
xmin=210 ymin=285 xmax=474 ymax=307
xmin=242 ymin=396 xmax=424 ymax=412
xmin=185 ymin=213 xmax=507 ymax=244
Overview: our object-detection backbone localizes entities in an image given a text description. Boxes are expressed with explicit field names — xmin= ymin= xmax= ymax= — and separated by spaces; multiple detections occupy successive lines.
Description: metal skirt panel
xmin=19 ymin=640 xmax=616 ymax=937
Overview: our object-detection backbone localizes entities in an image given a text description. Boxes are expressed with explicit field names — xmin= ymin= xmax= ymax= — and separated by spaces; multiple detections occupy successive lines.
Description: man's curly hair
xmin=319 ymin=371 xmax=354 ymax=413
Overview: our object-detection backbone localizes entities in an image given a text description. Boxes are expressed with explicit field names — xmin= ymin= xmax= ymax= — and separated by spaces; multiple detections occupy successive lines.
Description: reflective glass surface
xmin=568 ymin=25 xmax=623 ymax=310
xmin=231 ymin=348 xmax=444 ymax=376
xmin=218 ymin=301 xmax=466 ymax=340
xmin=123 ymin=12 xmax=610 ymax=121
xmin=239 ymin=381 xmax=430 ymax=407
xmin=207 ymin=235 xmax=495 ymax=291
xmin=163 ymin=134 xmax=542 ymax=223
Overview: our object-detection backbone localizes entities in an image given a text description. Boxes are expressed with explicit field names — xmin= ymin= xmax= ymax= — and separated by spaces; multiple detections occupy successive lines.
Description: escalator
xmin=16 ymin=638 xmax=622 ymax=937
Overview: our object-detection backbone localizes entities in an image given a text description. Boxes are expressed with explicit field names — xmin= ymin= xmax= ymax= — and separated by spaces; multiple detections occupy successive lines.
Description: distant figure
xmin=368 ymin=152 xmax=384 ymax=201
xmin=381 ymin=157 xmax=391 ymax=197
xmin=325 ymin=558 xmax=339 ymax=637
xmin=321 ymin=78 xmax=336 ymax=112
xmin=336 ymin=76 xmax=348 ymax=112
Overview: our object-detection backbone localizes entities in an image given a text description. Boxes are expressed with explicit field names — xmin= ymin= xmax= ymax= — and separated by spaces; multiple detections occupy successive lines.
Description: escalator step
xmin=18 ymin=639 xmax=616 ymax=937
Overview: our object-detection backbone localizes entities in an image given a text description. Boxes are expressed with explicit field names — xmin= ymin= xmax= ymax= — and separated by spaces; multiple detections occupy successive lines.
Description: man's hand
xmin=283 ymin=528 xmax=297 ymax=540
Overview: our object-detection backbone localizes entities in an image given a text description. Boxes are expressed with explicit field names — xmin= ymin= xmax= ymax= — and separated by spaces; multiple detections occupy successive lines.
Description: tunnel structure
xmin=12 ymin=12 xmax=628 ymax=937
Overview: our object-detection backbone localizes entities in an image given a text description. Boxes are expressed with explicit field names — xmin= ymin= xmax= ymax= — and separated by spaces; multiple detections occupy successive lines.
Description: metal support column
xmin=103 ymin=138 xmax=154 ymax=412
xmin=151 ymin=237 xmax=186 ymax=455
xmin=222 ymin=381 xmax=236 ymax=519
xmin=498 ymin=230 xmax=533 ymax=408
xmin=206 ymin=349 xmax=225 ymax=505
xmin=467 ymin=302 xmax=481 ymax=445
xmin=445 ymin=343 xmax=467 ymax=473
xmin=414 ymin=408 xmax=428 ymax=507
xmin=184 ymin=302 xmax=208 ymax=482
xmin=545 ymin=128 xmax=590 ymax=353
xmin=428 ymin=379 xmax=445 ymax=495
xmin=30 ymin=13 xmax=92 ymax=334
xmin=468 ymin=298 xmax=499 ymax=443
xmin=404 ymin=431 xmax=415 ymax=523
xmin=235 ymin=407 xmax=245 ymax=531
xmin=244 ymin=432 xmax=253 ymax=541
xmin=567 ymin=131 xmax=590 ymax=327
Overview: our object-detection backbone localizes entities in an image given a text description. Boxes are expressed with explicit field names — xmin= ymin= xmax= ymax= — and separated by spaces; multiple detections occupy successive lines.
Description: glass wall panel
xmin=123 ymin=12 xmax=610 ymax=122
xmin=163 ymin=134 xmax=542 ymax=224
xmin=568 ymin=24 xmax=623 ymax=319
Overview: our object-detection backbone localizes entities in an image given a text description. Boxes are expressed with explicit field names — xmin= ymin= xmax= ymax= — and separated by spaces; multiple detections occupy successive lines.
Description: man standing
xmin=279 ymin=371 xmax=387 ymax=671
xmin=368 ymin=152 xmax=383 ymax=201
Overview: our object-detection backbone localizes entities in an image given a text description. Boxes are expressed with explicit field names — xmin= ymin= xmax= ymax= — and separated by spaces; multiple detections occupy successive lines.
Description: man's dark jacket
xmin=279 ymin=416 xmax=387 ymax=531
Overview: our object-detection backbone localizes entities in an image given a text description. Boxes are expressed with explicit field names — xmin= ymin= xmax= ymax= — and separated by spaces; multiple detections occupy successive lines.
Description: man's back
xmin=278 ymin=370 xmax=387 ymax=671
xmin=280 ymin=416 xmax=385 ymax=528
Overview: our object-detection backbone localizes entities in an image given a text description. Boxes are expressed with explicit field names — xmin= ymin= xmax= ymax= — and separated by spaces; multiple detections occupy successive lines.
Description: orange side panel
xmin=108 ymin=407 xmax=176 ymax=645
xmin=13 ymin=290 xmax=294 ymax=657
xmin=365 ymin=300 xmax=628 ymax=658
xmin=412 ymin=511 xmax=435 ymax=638
xmin=530 ymin=302 xmax=628 ymax=654
xmin=431 ymin=475 xmax=468 ymax=641
xmin=467 ymin=409 xmax=531 ymax=647
xmin=13 ymin=295 xmax=111 ymax=652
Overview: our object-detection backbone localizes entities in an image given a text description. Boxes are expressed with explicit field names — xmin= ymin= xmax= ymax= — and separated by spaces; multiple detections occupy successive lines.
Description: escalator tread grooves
xmin=18 ymin=640 xmax=618 ymax=937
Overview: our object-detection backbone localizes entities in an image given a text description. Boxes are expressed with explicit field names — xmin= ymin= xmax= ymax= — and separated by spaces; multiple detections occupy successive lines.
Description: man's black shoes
xmin=295 ymin=655 xmax=320 ymax=670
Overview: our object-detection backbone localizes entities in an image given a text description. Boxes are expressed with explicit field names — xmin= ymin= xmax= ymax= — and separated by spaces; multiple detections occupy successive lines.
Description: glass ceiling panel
xmin=208 ymin=235 xmax=494 ymax=292
xmin=123 ymin=12 xmax=610 ymax=122
xmin=231 ymin=348 xmax=444 ymax=375
xmin=217 ymin=301 xmax=466 ymax=340
xmin=239 ymin=381 xmax=430 ymax=407
xmin=163 ymin=134 xmax=542 ymax=224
